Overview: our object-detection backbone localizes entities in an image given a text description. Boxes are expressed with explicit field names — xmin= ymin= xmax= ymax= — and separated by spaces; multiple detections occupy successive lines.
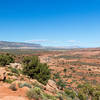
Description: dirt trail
xmin=0 ymin=85 xmax=28 ymax=100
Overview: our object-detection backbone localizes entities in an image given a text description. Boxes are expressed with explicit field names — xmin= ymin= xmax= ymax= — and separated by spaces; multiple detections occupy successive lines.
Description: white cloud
xmin=67 ymin=40 xmax=76 ymax=43
xmin=89 ymin=41 xmax=100 ymax=44
xmin=66 ymin=40 xmax=80 ymax=44
xmin=24 ymin=40 xmax=48 ymax=43
xmin=24 ymin=39 xmax=81 ymax=46
xmin=24 ymin=39 xmax=61 ymax=44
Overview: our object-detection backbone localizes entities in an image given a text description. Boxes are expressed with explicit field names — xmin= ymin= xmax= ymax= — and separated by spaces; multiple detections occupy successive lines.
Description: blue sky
xmin=0 ymin=0 xmax=100 ymax=47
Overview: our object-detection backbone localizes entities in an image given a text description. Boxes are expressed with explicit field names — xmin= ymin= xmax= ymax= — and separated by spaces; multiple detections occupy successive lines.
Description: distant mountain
xmin=0 ymin=41 xmax=42 ymax=49
xmin=0 ymin=41 xmax=81 ymax=50
xmin=44 ymin=46 xmax=81 ymax=50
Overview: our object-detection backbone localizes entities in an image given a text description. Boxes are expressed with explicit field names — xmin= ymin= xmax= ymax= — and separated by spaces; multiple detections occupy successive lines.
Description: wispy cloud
xmin=89 ymin=41 xmax=100 ymax=44
xmin=24 ymin=40 xmax=48 ymax=43
xmin=65 ymin=40 xmax=80 ymax=45
xmin=24 ymin=39 xmax=61 ymax=44
xmin=24 ymin=39 xmax=81 ymax=46
xmin=67 ymin=40 xmax=77 ymax=43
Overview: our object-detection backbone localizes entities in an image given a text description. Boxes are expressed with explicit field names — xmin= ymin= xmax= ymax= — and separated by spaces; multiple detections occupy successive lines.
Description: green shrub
xmin=57 ymin=92 xmax=69 ymax=100
xmin=64 ymin=89 xmax=76 ymax=99
xmin=77 ymin=91 xmax=87 ymax=100
xmin=10 ymin=67 xmax=19 ymax=75
xmin=53 ymin=72 xmax=60 ymax=79
xmin=26 ymin=87 xmax=42 ymax=100
xmin=18 ymin=82 xmax=32 ymax=88
xmin=94 ymin=91 xmax=100 ymax=100
xmin=77 ymin=84 xmax=84 ymax=89
xmin=4 ymin=78 xmax=14 ymax=83
xmin=32 ymin=82 xmax=43 ymax=90
xmin=57 ymin=92 xmax=64 ymax=100
xmin=88 ymin=68 xmax=91 ymax=71
xmin=0 ymin=54 xmax=14 ymax=66
xmin=7 ymin=73 xmax=13 ymax=76
xmin=76 ymin=83 xmax=100 ymax=100
xmin=22 ymin=56 xmax=51 ymax=85
xmin=63 ymin=68 xmax=67 ymax=73
xmin=43 ymin=93 xmax=57 ymax=100
xmin=9 ymin=83 xmax=17 ymax=91
xmin=26 ymin=87 xmax=57 ymax=100
xmin=57 ymin=79 xmax=66 ymax=90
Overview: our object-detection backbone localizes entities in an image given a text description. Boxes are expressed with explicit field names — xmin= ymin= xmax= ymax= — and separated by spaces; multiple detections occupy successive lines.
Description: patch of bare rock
xmin=0 ymin=68 xmax=6 ymax=81
xmin=9 ymin=63 xmax=22 ymax=69
xmin=46 ymin=79 xmax=59 ymax=93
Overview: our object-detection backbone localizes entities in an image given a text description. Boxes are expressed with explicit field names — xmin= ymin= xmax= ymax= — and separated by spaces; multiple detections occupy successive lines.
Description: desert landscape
xmin=0 ymin=48 xmax=100 ymax=100
xmin=1 ymin=0 xmax=100 ymax=99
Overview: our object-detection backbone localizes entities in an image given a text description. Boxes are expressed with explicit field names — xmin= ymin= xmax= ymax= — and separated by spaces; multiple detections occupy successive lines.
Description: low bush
xmin=9 ymin=83 xmax=17 ymax=91
xmin=43 ymin=93 xmax=57 ymax=100
xmin=18 ymin=82 xmax=32 ymax=88
xmin=57 ymin=79 xmax=66 ymax=90
xmin=7 ymin=72 xmax=13 ymax=76
xmin=32 ymin=82 xmax=43 ymax=90
xmin=26 ymin=87 xmax=42 ymax=100
xmin=0 ymin=54 xmax=14 ymax=66
xmin=53 ymin=72 xmax=60 ymax=79
xmin=64 ymin=88 xmax=76 ymax=99
xmin=77 ymin=91 xmax=87 ymax=100
xmin=10 ymin=67 xmax=19 ymax=75
xmin=22 ymin=56 xmax=51 ymax=85
xmin=4 ymin=78 xmax=14 ymax=83
xmin=26 ymin=87 xmax=57 ymax=100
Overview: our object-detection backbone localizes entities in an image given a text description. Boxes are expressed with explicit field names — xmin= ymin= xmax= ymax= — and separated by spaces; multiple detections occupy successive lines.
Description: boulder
xmin=0 ymin=68 xmax=6 ymax=81
xmin=46 ymin=80 xmax=58 ymax=93
xmin=10 ymin=63 xmax=22 ymax=69
xmin=30 ymin=79 xmax=45 ymax=89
